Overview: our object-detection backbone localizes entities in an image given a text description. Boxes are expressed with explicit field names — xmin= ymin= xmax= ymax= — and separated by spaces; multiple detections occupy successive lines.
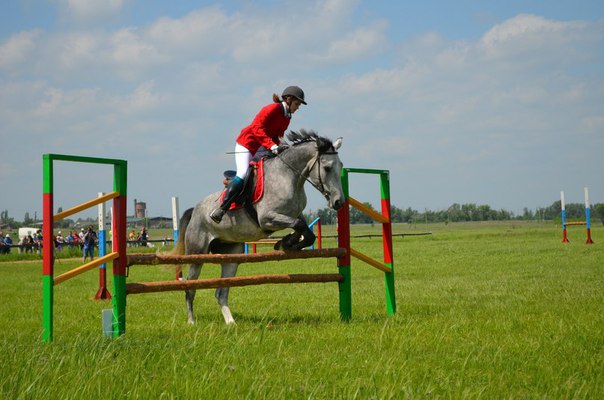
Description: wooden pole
xmin=54 ymin=252 xmax=120 ymax=285
xmin=53 ymin=192 xmax=119 ymax=222
xmin=126 ymin=273 xmax=344 ymax=294
xmin=348 ymin=196 xmax=389 ymax=224
xmin=127 ymin=248 xmax=346 ymax=266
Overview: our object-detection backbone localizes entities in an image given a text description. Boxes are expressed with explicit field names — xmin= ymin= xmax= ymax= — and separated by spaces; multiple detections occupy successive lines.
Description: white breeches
xmin=234 ymin=143 xmax=252 ymax=179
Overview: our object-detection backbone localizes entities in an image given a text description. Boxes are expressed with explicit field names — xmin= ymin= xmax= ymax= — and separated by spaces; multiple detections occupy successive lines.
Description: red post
xmin=586 ymin=229 xmax=594 ymax=244
xmin=381 ymin=198 xmax=393 ymax=265
xmin=562 ymin=228 xmax=569 ymax=243
xmin=95 ymin=270 xmax=112 ymax=299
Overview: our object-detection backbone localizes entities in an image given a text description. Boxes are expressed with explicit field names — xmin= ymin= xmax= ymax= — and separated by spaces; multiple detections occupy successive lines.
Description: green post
xmin=337 ymin=169 xmax=352 ymax=320
xmin=380 ymin=171 xmax=396 ymax=315
xmin=112 ymin=161 xmax=128 ymax=337
xmin=42 ymin=155 xmax=54 ymax=342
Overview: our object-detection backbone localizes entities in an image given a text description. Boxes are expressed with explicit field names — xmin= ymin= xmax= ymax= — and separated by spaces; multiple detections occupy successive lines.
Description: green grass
xmin=1 ymin=222 xmax=603 ymax=399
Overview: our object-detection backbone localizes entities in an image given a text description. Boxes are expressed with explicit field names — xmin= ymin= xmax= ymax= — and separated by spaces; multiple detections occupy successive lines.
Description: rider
xmin=209 ymin=85 xmax=307 ymax=223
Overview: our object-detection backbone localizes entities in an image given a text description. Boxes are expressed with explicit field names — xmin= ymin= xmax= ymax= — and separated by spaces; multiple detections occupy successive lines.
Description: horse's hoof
xmin=280 ymin=233 xmax=300 ymax=250
xmin=187 ymin=319 xmax=195 ymax=325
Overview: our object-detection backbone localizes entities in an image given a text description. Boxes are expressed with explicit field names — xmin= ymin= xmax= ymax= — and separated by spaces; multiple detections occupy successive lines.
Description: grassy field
xmin=1 ymin=222 xmax=603 ymax=399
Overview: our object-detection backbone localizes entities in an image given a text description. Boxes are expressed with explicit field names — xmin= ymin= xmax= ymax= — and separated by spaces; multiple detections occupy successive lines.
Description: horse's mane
xmin=286 ymin=129 xmax=336 ymax=154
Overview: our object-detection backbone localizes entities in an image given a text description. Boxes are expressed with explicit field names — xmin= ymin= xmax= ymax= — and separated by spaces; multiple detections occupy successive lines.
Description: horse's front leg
xmin=216 ymin=262 xmax=238 ymax=325
xmin=264 ymin=215 xmax=316 ymax=250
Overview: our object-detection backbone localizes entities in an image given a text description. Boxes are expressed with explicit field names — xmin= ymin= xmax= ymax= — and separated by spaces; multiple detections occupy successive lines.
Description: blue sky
xmin=1 ymin=0 xmax=603 ymax=220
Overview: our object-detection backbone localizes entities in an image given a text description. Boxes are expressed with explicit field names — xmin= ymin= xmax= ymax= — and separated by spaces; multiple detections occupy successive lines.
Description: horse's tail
xmin=172 ymin=207 xmax=194 ymax=255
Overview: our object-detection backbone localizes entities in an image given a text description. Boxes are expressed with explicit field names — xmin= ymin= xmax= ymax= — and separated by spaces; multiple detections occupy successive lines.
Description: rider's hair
xmin=273 ymin=93 xmax=294 ymax=104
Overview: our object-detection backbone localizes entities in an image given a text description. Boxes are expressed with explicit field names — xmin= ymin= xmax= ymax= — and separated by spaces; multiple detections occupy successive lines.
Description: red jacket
xmin=236 ymin=102 xmax=291 ymax=154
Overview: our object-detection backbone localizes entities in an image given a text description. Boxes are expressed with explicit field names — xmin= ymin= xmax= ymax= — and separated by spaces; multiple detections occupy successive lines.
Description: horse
xmin=173 ymin=129 xmax=344 ymax=324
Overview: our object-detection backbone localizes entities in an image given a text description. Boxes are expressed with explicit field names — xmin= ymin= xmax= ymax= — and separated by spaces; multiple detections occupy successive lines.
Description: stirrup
xmin=209 ymin=208 xmax=225 ymax=223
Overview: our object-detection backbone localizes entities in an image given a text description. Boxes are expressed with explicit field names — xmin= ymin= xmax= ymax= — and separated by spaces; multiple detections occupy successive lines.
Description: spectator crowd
xmin=1 ymin=227 xmax=153 ymax=256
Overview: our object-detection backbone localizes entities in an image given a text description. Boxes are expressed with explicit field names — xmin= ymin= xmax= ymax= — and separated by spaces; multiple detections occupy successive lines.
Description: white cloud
xmin=122 ymin=80 xmax=162 ymax=114
xmin=146 ymin=7 xmax=233 ymax=54
xmin=0 ymin=30 xmax=41 ymax=69
xmin=57 ymin=0 xmax=127 ymax=22
xmin=318 ymin=22 xmax=388 ymax=64
xmin=481 ymin=14 xmax=581 ymax=48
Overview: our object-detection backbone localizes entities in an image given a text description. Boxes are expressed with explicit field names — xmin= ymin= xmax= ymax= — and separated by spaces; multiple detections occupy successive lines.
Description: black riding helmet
xmin=282 ymin=86 xmax=307 ymax=105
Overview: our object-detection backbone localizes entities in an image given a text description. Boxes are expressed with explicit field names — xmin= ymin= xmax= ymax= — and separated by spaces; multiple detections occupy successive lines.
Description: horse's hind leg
xmin=185 ymin=263 xmax=203 ymax=324
xmin=216 ymin=262 xmax=238 ymax=325
xmin=213 ymin=242 xmax=244 ymax=325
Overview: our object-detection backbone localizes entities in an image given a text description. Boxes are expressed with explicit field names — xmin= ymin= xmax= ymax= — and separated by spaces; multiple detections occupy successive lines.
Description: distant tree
xmin=522 ymin=208 xmax=534 ymax=220
xmin=350 ymin=202 xmax=374 ymax=224
xmin=316 ymin=208 xmax=337 ymax=225
xmin=447 ymin=203 xmax=464 ymax=222
xmin=390 ymin=206 xmax=417 ymax=223
xmin=595 ymin=204 xmax=604 ymax=225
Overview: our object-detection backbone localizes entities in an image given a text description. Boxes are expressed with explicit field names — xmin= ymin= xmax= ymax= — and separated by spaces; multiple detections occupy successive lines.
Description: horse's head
xmin=287 ymin=130 xmax=344 ymax=210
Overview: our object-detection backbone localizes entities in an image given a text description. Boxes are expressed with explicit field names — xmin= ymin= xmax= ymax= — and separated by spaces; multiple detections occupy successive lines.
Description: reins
xmin=275 ymin=147 xmax=337 ymax=200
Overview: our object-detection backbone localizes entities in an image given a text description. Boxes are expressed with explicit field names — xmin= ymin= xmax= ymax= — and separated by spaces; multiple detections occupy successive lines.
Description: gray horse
xmin=174 ymin=130 xmax=344 ymax=324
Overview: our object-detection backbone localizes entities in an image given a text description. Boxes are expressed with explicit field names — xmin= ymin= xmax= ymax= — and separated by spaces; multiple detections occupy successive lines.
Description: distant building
xmin=148 ymin=217 xmax=172 ymax=228
xmin=134 ymin=199 xmax=146 ymax=218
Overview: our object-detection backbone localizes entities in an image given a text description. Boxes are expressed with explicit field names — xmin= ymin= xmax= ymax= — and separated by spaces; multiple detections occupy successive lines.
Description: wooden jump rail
xmin=127 ymin=248 xmax=346 ymax=266
xmin=246 ymin=239 xmax=279 ymax=245
xmin=126 ymin=273 xmax=344 ymax=294
xmin=126 ymin=248 xmax=348 ymax=298
xmin=54 ymin=252 xmax=119 ymax=285
xmin=53 ymin=191 xmax=120 ymax=222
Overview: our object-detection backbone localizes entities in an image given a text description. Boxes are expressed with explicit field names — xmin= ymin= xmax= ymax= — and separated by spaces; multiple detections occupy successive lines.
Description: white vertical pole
xmin=98 ymin=192 xmax=106 ymax=258
xmin=110 ymin=207 xmax=114 ymax=243
xmin=172 ymin=196 xmax=180 ymax=245
xmin=95 ymin=192 xmax=111 ymax=299
xmin=171 ymin=197 xmax=183 ymax=279
xmin=561 ymin=190 xmax=568 ymax=242
xmin=585 ymin=187 xmax=593 ymax=242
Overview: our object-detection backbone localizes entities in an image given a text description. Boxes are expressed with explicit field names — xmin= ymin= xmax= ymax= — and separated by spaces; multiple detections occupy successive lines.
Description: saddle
xmin=219 ymin=158 xmax=266 ymax=222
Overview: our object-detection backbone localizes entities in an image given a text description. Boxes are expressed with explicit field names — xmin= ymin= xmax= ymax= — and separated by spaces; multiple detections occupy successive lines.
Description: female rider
xmin=209 ymin=85 xmax=307 ymax=223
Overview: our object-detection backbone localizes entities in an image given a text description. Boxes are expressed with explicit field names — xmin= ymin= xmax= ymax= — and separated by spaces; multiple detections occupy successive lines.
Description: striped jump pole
xmin=171 ymin=196 xmax=183 ymax=279
xmin=308 ymin=217 xmax=322 ymax=250
xmin=585 ymin=187 xmax=594 ymax=244
xmin=95 ymin=192 xmax=112 ymax=300
xmin=561 ymin=191 xmax=569 ymax=243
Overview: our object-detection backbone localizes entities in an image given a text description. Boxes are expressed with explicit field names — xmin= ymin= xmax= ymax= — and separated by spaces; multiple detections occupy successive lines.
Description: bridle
xmin=276 ymin=147 xmax=338 ymax=201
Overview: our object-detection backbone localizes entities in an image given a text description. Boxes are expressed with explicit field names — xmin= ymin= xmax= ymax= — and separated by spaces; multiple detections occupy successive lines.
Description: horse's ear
xmin=333 ymin=137 xmax=343 ymax=150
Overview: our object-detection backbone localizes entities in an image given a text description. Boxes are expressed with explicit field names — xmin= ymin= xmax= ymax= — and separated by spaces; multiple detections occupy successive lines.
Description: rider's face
xmin=289 ymin=99 xmax=302 ymax=114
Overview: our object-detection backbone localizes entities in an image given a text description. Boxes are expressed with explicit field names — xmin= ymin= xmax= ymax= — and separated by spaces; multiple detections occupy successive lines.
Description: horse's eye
xmin=324 ymin=166 xmax=332 ymax=173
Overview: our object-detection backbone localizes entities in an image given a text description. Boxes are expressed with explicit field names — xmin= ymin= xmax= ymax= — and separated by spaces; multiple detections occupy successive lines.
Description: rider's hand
xmin=270 ymin=144 xmax=289 ymax=154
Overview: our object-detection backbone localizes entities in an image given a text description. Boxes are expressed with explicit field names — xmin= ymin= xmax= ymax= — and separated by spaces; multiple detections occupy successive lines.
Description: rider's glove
xmin=270 ymin=144 xmax=289 ymax=155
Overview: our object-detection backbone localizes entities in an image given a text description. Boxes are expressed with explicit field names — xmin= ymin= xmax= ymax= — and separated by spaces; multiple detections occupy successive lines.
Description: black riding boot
xmin=209 ymin=176 xmax=244 ymax=223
